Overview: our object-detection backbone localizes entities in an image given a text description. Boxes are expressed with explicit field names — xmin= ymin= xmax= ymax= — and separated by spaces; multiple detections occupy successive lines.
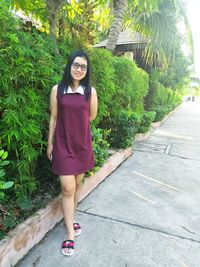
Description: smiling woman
xmin=185 ymin=0 xmax=200 ymax=78
xmin=47 ymin=50 xmax=98 ymax=256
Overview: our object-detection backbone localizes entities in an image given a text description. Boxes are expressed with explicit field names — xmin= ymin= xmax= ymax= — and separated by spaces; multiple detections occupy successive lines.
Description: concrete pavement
xmin=16 ymin=101 xmax=200 ymax=267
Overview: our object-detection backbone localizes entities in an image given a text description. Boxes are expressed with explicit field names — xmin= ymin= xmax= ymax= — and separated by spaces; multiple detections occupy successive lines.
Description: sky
xmin=185 ymin=0 xmax=200 ymax=78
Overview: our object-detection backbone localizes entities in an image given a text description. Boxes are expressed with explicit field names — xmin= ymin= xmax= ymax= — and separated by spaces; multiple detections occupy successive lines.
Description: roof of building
xmin=94 ymin=30 xmax=149 ymax=48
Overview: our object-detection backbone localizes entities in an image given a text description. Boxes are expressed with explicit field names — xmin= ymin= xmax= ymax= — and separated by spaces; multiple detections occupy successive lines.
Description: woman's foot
xmin=73 ymin=223 xmax=81 ymax=237
xmin=61 ymin=239 xmax=74 ymax=256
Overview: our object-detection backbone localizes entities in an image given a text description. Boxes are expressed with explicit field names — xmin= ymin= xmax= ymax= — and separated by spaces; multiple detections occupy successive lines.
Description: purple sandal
xmin=61 ymin=239 xmax=74 ymax=256
xmin=73 ymin=223 xmax=82 ymax=237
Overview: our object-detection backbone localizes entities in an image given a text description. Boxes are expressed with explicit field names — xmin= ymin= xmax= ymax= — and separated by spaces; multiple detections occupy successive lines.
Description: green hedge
xmin=148 ymin=71 xmax=182 ymax=121
xmin=90 ymin=49 xmax=149 ymax=126
xmin=150 ymin=106 xmax=171 ymax=122
xmin=89 ymin=125 xmax=110 ymax=174
xmin=112 ymin=57 xmax=149 ymax=112
xmin=107 ymin=110 xmax=141 ymax=149
xmin=137 ymin=111 xmax=156 ymax=133
xmin=107 ymin=110 xmax=156 ymax=146
xmin=90 ymin=49 xmax=116 ymax=126
xmin=0 ymin=5 xmax=59 ymax=205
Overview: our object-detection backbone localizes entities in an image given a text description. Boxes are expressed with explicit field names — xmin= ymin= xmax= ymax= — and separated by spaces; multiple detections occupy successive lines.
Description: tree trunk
xmin=106 ymin=0 xmax=127 ymax=52
xmin=46 ymin=0 xmax=65 ymax=38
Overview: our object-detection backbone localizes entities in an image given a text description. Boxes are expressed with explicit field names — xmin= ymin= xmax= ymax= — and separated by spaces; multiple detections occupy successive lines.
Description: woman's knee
xmin=62 ymin=184 xmax=75 ymax=197
xmin=60 ymin=175 xmax=76 ymax=197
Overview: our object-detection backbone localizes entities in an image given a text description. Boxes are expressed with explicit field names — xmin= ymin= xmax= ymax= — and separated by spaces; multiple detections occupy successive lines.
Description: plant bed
xmin=0 ymin=147 xmax=132 ymax=267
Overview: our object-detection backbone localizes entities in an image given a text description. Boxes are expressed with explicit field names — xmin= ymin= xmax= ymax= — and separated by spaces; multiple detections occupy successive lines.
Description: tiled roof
xmin=94 ymin=30 xmax=149 ymax=47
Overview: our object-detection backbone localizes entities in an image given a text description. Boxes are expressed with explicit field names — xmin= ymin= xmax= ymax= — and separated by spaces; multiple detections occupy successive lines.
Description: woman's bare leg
xmin=60 ymin=175 xmax=76 ymax=252
xmin=74 ymin=173 xmax=85 ymax=218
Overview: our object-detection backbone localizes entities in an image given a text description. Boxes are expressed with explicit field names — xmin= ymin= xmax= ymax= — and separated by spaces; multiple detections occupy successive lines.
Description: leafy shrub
xmin=138 ymin=111 xmax=156 ymax=133
xmin=151 ymin=106 xmax=171 ymax=122
xmin=90 ymin=49 xmax=116 ymax=126
xmin=0 ymin=149 xmax=14 ymax=199
xmin=89 ymin=125 xmax=110 ymax=174
xmin=112 ymin=57 xmax=149 ymax=112
xmin=150 ymin=81 xmax=168 ymax=107
xmin=90 ymin=50 xmax=149 ymax=129
xmin=107 ymin=110 xmax=141 ymax=149
xmin=0 ymin=4 xmax=63 ymax=205
xmin=147 ymin=70 xmax=182 ymax=121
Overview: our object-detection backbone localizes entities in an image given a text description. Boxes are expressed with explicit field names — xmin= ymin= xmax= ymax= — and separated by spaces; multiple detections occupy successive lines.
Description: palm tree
xmin=106 ymin=0 xmax=127 ymax=52
xmin=106 ymin=0 xmax=193 ymax=67
xmin=130 ymin=0 xmax=193 ymax=68
xmin=106 ymin=0 xmax=160 ymax=53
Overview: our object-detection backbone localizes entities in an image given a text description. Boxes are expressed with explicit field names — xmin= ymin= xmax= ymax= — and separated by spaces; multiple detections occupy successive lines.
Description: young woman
xmin=47 ymin=51 xmax=98 ymax=256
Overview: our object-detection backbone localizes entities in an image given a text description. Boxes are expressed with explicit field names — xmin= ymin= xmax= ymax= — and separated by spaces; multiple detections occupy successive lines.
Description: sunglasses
xmin=72 ymin=62 xmax=87 ymax=71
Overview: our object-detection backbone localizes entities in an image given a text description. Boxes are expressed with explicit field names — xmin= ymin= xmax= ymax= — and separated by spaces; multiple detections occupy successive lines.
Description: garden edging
xmin=0 ymin=147 xmax=133 ymax=267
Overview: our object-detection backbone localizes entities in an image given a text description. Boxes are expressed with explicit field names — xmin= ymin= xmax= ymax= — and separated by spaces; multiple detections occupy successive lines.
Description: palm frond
xmin=127 ymin=0 xmax=193 ymax=68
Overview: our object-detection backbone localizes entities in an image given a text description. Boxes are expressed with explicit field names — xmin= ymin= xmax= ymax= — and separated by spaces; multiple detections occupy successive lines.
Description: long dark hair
xmin=58 ymin=51 xmax=91 ymax=100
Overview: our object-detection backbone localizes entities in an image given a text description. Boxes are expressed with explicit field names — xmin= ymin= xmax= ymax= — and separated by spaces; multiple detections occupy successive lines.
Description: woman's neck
xmin=71 ymin=81 xmax=80 ymax=91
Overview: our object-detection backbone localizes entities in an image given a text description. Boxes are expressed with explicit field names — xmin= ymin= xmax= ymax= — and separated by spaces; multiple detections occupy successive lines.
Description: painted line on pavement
xmin=133 ymin=171 xmax=183 ymax=192
xmin=130 ymin=190 xmax=156 ymax=205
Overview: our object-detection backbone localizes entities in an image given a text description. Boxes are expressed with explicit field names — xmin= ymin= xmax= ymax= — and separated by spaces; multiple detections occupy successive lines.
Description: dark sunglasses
xmin=72 ymin=62 xmax=87 ymax=71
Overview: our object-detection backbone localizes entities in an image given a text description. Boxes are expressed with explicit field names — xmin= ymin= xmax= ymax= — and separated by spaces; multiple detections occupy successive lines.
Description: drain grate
xmin=134 ymin=142 xmax=172 ymax=154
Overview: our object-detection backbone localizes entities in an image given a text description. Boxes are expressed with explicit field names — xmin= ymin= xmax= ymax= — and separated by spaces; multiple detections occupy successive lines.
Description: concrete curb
xmin=0 ymin=147 xmax=133 ymax=267
xmin=135 ymin=131 xmax=152 ymax=141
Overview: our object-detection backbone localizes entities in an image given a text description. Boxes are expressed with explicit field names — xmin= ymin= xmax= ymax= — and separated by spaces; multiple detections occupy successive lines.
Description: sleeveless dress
xmin=51 ymin=86 xmax=94 ymax=175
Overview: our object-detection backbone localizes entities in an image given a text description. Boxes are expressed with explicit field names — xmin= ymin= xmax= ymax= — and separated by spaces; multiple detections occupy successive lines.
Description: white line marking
xmin=130 ymin=190 xmax=156 ymax=205
xmin=181 ymin=261 xmax=190 ymax=267
xmin=133 ymin=171 xmax=183 ymax=192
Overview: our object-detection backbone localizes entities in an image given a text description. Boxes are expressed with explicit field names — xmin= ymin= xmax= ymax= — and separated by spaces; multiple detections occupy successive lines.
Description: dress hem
xmin=51 ymin=165 xmax=94 ymax=176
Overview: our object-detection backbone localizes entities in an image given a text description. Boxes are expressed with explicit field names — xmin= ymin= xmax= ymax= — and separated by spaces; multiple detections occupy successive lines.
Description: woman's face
xmin=70 ymin=56 xmax=87 ymax=82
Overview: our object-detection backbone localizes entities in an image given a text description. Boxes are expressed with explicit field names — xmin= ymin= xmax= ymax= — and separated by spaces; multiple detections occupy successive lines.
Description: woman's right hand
xmin=47 ymin=143 xmax=53 ymax=161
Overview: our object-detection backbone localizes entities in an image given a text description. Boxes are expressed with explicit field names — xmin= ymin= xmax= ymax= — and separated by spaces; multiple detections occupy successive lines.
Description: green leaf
xmin=0 ymin=150 xmax=4 ymax=157
xmin=0 ymin=169 xmax=6 ymax=178
xmin=2 ymin=181 xmax=14 ymax=189
xmin=0 ymin=160 xmax=10 ymax=167
xmin=0 ymin=191 xmax=5 ymax=199
xmin=1 ymin=151 xmax=8 ymax=160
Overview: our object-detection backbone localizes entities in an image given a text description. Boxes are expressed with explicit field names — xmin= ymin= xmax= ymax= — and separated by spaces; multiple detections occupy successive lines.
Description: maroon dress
xmin=51 ymin=88 xmax=94 ymax=175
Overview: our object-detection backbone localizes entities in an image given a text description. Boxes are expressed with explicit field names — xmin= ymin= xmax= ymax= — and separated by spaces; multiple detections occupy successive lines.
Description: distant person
xmin=47 ymin=51 xmax=98 ymax=256
xmin=192 ymin=95 xmax=195 ymax=101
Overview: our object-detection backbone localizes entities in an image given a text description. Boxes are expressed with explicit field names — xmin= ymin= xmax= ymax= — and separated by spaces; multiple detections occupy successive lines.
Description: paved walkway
xmin=17 ymin=100 xmax=200 ymax=267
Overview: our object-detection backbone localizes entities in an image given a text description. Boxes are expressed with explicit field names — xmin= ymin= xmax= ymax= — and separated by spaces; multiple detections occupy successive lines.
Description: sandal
xmin=73 ymin=223 xmax=82 ymax=237
xmin=61 ymin=239 xmax=74 ymax=256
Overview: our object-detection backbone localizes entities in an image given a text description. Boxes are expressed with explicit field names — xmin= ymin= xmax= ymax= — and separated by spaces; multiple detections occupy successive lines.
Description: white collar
xmin=65 ymin=85 xmax=85 ymax=95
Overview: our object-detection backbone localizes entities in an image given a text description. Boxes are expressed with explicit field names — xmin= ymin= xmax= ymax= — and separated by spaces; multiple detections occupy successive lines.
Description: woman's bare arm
xmin=89 ymin=87 xmax=98 ymax=122
xmin=47 ymin=85 xmax=58 ymax=160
